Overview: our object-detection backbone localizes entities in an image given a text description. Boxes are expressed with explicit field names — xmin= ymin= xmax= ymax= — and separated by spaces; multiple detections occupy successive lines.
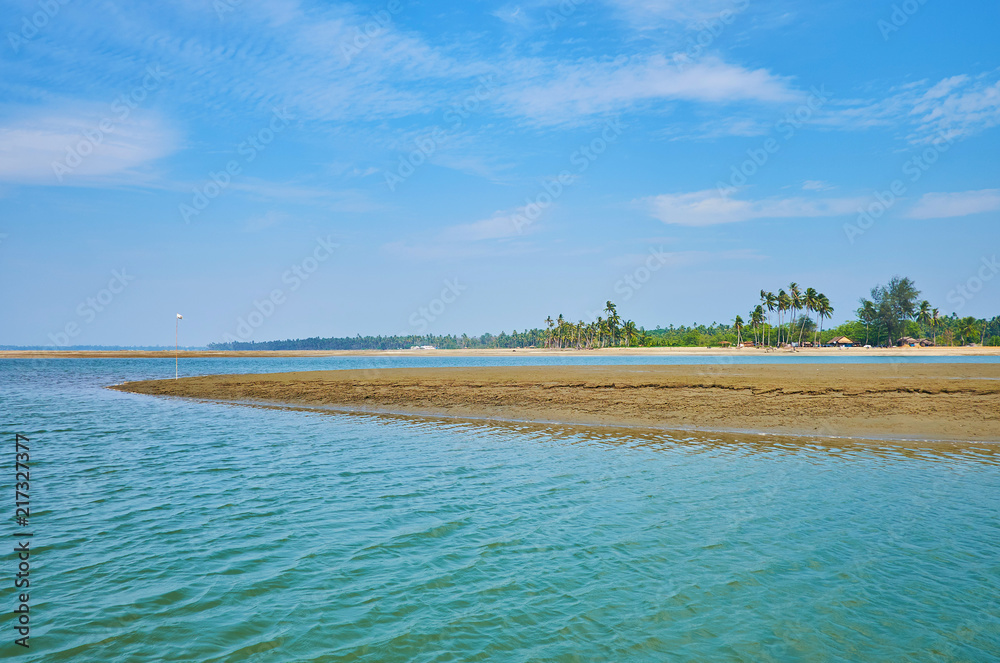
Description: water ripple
xmin=2 ymin=358 xmax=998 ymax=661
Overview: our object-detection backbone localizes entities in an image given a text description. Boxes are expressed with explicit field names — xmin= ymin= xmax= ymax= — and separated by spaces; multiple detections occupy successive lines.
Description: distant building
xmin=895 ymin=337 xmax=934 ymax=347
xmin=827 ymin=336 xmax=855 ymax=347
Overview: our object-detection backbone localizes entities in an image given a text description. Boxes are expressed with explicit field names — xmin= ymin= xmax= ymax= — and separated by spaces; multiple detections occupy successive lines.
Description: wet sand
xmin=111 ymin=364 xmax=1000 ymax=442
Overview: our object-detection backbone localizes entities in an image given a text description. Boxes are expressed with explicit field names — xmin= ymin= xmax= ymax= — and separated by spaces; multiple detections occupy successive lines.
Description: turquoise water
xmin=3 ymin=358 xmax=999 ymax=661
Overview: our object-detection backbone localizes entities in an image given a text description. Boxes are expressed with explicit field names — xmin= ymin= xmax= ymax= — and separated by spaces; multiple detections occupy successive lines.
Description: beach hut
xmin=828 ymin=336 xmax=855 ymax=348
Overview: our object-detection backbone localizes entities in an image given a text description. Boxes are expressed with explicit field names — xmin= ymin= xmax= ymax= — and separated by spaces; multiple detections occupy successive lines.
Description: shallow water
xmin=2 ymin=358 xmax=999 ymax=661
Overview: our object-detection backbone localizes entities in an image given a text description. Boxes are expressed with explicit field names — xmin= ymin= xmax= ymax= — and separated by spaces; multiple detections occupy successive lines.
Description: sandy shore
xmin=111 ymin=363 xmax=1000 ymax=442
xmin=7 ymin=346 xmax=1000 ymax=358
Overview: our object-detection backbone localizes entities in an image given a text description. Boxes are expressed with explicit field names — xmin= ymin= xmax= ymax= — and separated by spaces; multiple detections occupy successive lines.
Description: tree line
xmin=208 ymin=276 xmax=1000 ymax=351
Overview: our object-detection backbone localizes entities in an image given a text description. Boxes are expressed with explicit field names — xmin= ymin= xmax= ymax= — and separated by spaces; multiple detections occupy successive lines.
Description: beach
xmin=8 ymin=346 xmax=1000 ymax=358
xmin=111 ymin=363 xmax=1000 ymax=442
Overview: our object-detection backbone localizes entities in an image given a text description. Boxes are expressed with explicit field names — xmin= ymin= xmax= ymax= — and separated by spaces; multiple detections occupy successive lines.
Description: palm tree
xmin=622 ymin=320 xmax=638 ymax=347
xmin=604 ymin=301 xmax=619 ymax=346
xmin=789 ymin=283 xmax=802 ymax=344
xmin=544 ymin=316 xmax=554 ymax=348
xmin=857 ymin=299 xmax=877 ymax=346
xmin=751 ymin=306 xmax=765 ymax=346
xmin=958 ymin=316 xmax=978 ymax=345
xmin=800 ymin=287 xmax=819 ymax=346
xmin=556 ymin=314 xmax=565 ymax=348
xmin=931 ymin=308 xmax=940 ymax=345
xmin=638 ymin=327 xmax=650 ymax=347
xmin=815 ymin=295 xmax=833 ymax=345
xmin=765 ymin=292 xmax=777 ymax=346
xmin=776 ymin=289 xmax=791 ymax=345
xmin=733 ymin=315 xmax=745 ymax=346
xmin=916 ymin=300 xmax=932 ymax=338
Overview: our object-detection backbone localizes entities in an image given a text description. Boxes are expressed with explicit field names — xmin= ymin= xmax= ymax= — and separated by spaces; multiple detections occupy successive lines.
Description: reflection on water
xmin=3 ymin=358 xmax=999 ymax=662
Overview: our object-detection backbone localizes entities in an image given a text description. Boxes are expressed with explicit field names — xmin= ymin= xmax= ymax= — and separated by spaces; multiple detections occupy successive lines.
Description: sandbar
xmin=110 ymin=363 xmax=1000 ymax=442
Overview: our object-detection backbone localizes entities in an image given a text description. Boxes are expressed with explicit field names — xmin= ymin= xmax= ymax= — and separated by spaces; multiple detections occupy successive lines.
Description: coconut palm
xmin=622 ymin=320 xmax=638 ymax=347
xmin=815 ymin=295 xmax=833 ymax=345
xmin=776 ymin=290 xmax=791 ymax=345
xmin=765 ymin=292 xmax=777 ymax=346
xmin=733 ymin=315 xmax=745 ymax=346
xmin=800 ymin=287 xmax=819 ymax=346
xmin=958 ymin=316 xmax=978 ymax=345
xmin=544 ymin=316 xmax=554 ymax=348
xmin=789 ymin=283 xmax=802 ymax=343
xmin=751 ymin=306 xmax=765 ymax=346
xmin=857 ymin=299 xmax=877 ymax=346
xmin=917 ymin=300 xmax=932 ymax=338
xmin=604 ymin=301 xmax=619 ymax=346
xmin=931 ymin=308 xmax=940 ymax=345
xmin=638 ymin=327 xmax=650 ymax=347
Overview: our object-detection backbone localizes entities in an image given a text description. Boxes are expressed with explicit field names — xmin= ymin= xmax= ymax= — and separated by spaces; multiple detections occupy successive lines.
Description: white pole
xmin=175 ymin=317 xmax=179 ymax=379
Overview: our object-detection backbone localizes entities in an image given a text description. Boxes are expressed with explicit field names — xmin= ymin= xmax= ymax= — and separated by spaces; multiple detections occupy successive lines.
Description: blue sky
xmin=1 ymin=0 xmax=998 ymax=346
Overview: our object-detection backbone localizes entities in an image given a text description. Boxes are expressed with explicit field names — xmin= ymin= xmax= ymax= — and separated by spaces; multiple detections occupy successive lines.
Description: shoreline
xmin=8 ymin=346 xmax=1000 ymax=359
xmin=110 ymin=363 xmax=1000 ymax=443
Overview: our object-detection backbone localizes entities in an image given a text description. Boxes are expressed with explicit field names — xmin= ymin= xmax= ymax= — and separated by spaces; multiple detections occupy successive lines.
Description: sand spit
xmin=110 ymin=364 xmax=1000 ymax=442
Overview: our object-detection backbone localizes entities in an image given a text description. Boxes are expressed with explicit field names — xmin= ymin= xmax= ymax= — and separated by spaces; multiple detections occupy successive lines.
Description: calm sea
xmin=2 ymin=356 xmax=999 ymax=661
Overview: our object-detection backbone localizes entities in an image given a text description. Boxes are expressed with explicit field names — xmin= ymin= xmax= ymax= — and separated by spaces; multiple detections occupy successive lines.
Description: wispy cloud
xmin=499 ymin=55 xmax=798 ymax=124
xmin=801 ymin=180 xmax=835 ymax=191
xmin=0 ymin=112 xmax=178 ymax=185
xmin=906 ymin=189 xmax=1000 ymax=219
xmin=820 ymin=72 xmax=1000 ymax=144
xmin=644 ymin=190 xmax=864 ymax=226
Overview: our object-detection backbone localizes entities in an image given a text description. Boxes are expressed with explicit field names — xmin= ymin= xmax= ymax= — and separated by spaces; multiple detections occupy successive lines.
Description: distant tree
xmin=815 ymin=295 xmax=833 ymax=345
xmin=958 ymin=316 xmax=978 ymax=345
xmin=870 ymin=276 xmax=920 ymax=346
xmin=917 ymin=300 xmax=932 ymax=338
xmin=857 ymin=299 xmax=877 ymax=346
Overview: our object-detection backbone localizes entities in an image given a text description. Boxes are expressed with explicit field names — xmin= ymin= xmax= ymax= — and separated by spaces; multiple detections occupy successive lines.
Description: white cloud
xmin=906 ymin=189 xmax=1000 ymax=219
xmin=910 ymin=75 xmax=1000 ymax=143
xmin=500 ymin=55 xmax=798 ymax=124
xmin=821 ymin=72 xmax=1000 ymax=144
xmin=442 ymin=212 xmax=526 ymax=242
xmin=0 ymin=112 xmax=177 ymax=185
xmin=645 ymin=190 xmax=863 ymax=226
xmin=801 ymin=180 xmax=835 ymax=191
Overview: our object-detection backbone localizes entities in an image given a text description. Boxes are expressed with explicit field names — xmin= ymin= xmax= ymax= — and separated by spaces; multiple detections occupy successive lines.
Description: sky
xmin=1 ymin=0 xmax=998 ymax=347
